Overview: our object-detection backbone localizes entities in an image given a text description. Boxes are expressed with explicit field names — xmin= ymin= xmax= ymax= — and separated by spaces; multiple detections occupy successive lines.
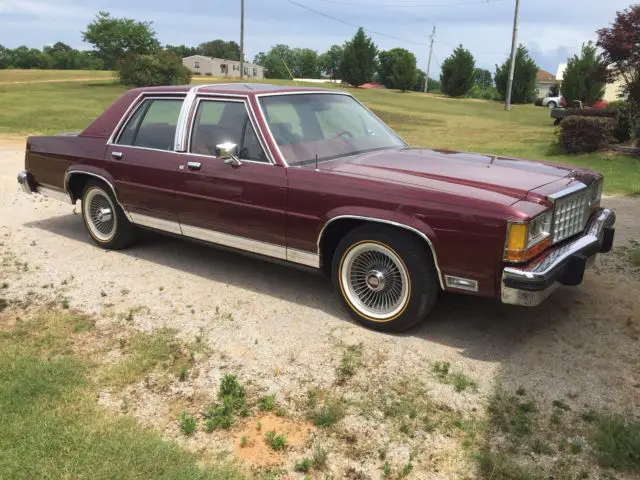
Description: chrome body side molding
xmin=317 ymin=215 xmax=445 ymax=289
xmin=130 ymin=212 xmax=183 ymax=235
xmin=127 ymin=214 xmax=320 ymax=268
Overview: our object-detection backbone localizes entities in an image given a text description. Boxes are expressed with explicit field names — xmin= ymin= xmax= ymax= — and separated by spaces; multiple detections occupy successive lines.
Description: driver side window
xmin=190 ymin=100 xmax=268 ymax=163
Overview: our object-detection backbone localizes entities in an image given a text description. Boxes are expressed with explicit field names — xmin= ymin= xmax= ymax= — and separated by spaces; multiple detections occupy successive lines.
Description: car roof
xmin=132 ymin=83 xmax=344 ymax=96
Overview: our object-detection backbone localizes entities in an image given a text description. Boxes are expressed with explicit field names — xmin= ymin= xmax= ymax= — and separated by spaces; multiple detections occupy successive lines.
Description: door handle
xmin=187 ymin=161 xmax=202 ymax=171
xmin=111 ymin=151 xmax=123 ymax=160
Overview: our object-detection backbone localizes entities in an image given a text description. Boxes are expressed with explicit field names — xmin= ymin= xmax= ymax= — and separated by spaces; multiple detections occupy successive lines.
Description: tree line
xmin=0 ymin=9 xmax=617 ymax=109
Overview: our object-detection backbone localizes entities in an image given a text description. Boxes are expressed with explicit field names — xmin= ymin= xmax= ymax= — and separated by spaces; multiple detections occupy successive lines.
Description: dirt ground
xmin=1 ymin=138 xmax=639 ymax=478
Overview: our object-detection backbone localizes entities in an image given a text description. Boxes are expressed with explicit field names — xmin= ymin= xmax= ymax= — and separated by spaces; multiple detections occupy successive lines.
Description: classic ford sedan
xmin=18 ymin=83 xmax=616 ymax=331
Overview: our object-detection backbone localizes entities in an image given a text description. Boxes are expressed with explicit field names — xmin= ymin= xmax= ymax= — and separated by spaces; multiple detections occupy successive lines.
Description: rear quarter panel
xmin=26 ymin=135 xmax=108 ymax=190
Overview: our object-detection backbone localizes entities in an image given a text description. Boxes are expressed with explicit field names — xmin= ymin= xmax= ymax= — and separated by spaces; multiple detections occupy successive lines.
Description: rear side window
xmin=116 ymin=98 xmax=183 ymax=151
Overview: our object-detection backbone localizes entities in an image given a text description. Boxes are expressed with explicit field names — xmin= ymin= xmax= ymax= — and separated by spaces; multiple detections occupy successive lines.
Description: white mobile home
xmin=182 ymin=55 xmax=265 ymax=80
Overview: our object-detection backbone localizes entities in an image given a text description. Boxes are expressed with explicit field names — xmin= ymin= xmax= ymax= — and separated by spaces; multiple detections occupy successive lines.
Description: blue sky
xmin=0 ymin=0 xmax=632 ymax=76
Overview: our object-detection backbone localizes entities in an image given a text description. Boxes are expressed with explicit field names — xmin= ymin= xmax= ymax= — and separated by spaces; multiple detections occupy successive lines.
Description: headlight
xmin=504 ymin=211 xmax=553 ymax=263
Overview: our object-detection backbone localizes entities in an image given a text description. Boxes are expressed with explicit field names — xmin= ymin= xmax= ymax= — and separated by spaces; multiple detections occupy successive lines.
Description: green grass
xmin=264 ymin=430 xmax=287 ymax=451
xmin=593 ymin=414 xmax=640 ymax=471
xmin=0 ymin=310 xmax=243 ymax=479
xmin=0 ymin=75 xmax=638 ymax=193
xmin=101 ymin=327 xmax=186 ymax=386
xmin=0 ymin=69 xmax=114 ymax=83
xmin=432 ymin=361 xmax=478 ymax=393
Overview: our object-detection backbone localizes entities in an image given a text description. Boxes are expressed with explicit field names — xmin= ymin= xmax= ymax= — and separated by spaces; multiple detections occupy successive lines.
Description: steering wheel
xmin=334 ymin=129 xmax=354 ymax=140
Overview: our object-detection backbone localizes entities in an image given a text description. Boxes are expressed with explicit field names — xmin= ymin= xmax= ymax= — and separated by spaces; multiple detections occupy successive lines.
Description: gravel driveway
xmin=1 ymin=138 xmax=638 ymax=478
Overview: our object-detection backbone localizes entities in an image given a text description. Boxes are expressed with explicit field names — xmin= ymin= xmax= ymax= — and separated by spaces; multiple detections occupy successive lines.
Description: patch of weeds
xmin=1 ymin=282 xmax=8 ymax=289
xmin=593 ymin=413 xmax=640 ymax=471
xmin=101 ymin=328 xmax=186 ymax=386
xmin=630 ymin=247 xmax=640 ymax=267
xmin=264 ymin=430 xmax=287 ymax=451
xmin=178 ymin=411 xmax=197 ymax=435
xmin=383 ymin=462 xmax=392 ymax=477
xmin=295 ymin=458 xmax=312 ymax=473
xmin=432 ymin=361 xmax=478 ymax=392
xmin=0 ymin=298 xmax=8 ymax=312
xmin=531 ymin=438 xmax=554 ymax=455
xmin=178 ymin=367 xmax=188 ymax=382
xmin=552 ymin=399 xmax=571 ymax=411
xmin=488 ymin=388 xmax=537 ymax=439
xmin=309 ymin=397 xmax=346 ymax=428
xmin=312 ymin=442 xmax=328 ymax=469
xmin=474 ymin=449 xmax=539 ymax=480
xmin=397 ymin=461 xmax=413 ymax=479
xmin=275 ymin=407 xmax=287 ymax=417
xmin=259 ymin=394 xmax=276 ymax=411
xmin=580 ymin=409 xmax=598 ymax=423
xmin=240 ymin=436 xmax=248 ymax=448
xmin=336 ymin=344 xmax=363 ymax=384
xmin=71 ymin=314 xmax=95 ymax=333
xmin=204 ymin=374 xmax=246 ymax=431
xmin=60 ymin=297 xmax=70 ymax=309
xmin=569 ymin=436 xmax=585 ymax=454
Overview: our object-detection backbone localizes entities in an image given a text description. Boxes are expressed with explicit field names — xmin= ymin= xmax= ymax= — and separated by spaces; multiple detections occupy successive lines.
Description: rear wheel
xmin=81 ymin=180 xmax=134 ymax=249
xmin=332 ymin=225 xmax=440 ymax=332
xmin=547 ymin=101 xmax=557 ymax=109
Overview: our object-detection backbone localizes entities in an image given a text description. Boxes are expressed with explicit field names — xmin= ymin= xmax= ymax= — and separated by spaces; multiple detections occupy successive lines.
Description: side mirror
xmin=215 ymin=142 xmax=242 ymax=167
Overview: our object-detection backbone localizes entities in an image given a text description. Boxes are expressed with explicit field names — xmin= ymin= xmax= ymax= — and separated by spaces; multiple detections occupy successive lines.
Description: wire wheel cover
xmin=84 ymin=188 xmax=116 ymax=242
xmin=341 ymin=242 xmax=410 ymax=320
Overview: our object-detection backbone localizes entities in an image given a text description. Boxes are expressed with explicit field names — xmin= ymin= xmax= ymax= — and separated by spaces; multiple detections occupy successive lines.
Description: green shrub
xmin=264 ymin=430 xmax=287 ymax=450
xmin=560 ymin=116 xmax=616 ymax=153
xmin=610 ymin=101 xmax=633 ymax=143
xmin=117 ymin=50 xmax=191 ymax=87
xmin=178 ymin=411 xmax=197 ymax=435
xmin=593 ymin=414 xmax=640 ymax=470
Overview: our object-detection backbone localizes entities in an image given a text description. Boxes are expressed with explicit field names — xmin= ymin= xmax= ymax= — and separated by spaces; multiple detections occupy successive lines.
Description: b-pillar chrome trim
xmin=316 ymin=215 xmax=445 ymax=289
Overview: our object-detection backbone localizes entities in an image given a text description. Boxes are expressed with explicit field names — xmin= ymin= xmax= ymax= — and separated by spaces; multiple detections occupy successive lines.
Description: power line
xmin=285 ymin=0 xmax=425 ymax=46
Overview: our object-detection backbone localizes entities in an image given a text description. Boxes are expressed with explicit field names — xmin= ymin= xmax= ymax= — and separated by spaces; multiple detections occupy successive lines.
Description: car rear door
xmin=175 ymin=96 xmax=288 ymax=257
xmin=105 ymin=96 xmax=184 ymax=234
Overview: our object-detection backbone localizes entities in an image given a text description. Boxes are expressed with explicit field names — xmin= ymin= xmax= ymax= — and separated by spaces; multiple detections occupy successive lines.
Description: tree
xmin=391 ymin=49 xmax=417 ymax=92
xmin=440 ymin=45 xmax=475 ymax=97
xmin=495 ymin=45 xmax=538 ymax=104
xmin=377 ymin=48 xmax=417 ymax=91
xmin=549 ymin=82 xmax=560 ymax=97
xmin=197 ymin=40 xmax=240 ymax=60
xmin=82 ymin=11 xmax=160 ymax=69
xmin=253 ymin=44 xmax=296 ymax=78
xmin=340 ymin=28 xmax=378 ymax=87
xmin=561 ymin=42 xmax=608 ymax=106
xmin=117 ymin=51 xmax=191 ymax=87
xmin=474 ymin=68 xmax=493 ymax=89
xmin=318 ymin=45 xmax=343 ymax=79
xmin=0 ymin=45 xmax=10 ymax=69
xmin=293 ymin=48 xmax=319 ymax=78
xmin=165 ymin=44 xmax=199 ymax=58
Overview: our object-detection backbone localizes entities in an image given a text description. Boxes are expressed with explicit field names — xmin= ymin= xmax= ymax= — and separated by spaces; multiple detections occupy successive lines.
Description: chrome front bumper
xmin=501 ymin=208 xmax=616 ymax=307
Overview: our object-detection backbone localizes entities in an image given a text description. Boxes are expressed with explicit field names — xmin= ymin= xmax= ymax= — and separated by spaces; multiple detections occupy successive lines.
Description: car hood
xmin=318 ymin=147 xmax=582 ymax=205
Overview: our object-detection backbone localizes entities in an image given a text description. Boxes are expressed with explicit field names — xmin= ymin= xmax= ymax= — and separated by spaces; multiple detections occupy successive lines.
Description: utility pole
xmin=424 ymin=25 xmax=436 ymax=93
xmin=504 ymin=0 xmax=521 ymax=111
xmin=240 ymin=0 xmax=245 ymax=79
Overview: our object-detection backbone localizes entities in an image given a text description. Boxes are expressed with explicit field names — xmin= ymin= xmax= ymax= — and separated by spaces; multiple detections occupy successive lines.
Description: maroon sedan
xmin=17 ymin=84 xmax=615 ymax=331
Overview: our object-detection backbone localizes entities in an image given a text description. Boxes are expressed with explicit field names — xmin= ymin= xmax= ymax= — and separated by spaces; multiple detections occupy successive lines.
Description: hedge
xmin=560 ymin=116 xmax=616 ymax=154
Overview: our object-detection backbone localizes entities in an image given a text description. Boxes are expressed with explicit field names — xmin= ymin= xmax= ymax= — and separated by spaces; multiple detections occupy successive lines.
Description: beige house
xmin=536 ymin=69 xmax=557 ymax=97
xmin=556 ymin=63 xmax=625 ymax=102
xmin=182 ymin=55 xmax=265 ymax=80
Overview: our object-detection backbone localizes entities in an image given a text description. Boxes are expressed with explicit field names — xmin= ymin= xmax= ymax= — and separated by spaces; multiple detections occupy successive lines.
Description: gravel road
xmin=1 ymin=138 xmax=638 ymax=478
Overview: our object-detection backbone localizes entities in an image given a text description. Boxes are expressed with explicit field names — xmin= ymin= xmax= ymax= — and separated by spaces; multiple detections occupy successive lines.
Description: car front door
xmin=105 ymin=96 xmax=184 ymax=234
xmin=175 ymin=97 xmax=288 ymax=258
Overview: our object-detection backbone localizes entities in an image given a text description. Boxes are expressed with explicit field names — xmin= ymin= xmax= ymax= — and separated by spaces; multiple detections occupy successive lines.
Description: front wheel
xmin=332 ymin=225 xmax=440 ymax=332
xmin=547 ymin=101 xmax=557 ymax=109
xmin=81 ymin=180 xmax=135 ymax=249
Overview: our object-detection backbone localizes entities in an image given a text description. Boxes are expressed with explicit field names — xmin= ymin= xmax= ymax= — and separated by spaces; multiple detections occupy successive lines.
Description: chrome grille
xmin=552 ymin=186 xmax=592 ymax=244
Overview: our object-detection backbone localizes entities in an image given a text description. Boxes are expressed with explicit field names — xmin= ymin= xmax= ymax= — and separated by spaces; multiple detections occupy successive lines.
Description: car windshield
xmin=259 ymin=93 xmax=406 ymax=166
